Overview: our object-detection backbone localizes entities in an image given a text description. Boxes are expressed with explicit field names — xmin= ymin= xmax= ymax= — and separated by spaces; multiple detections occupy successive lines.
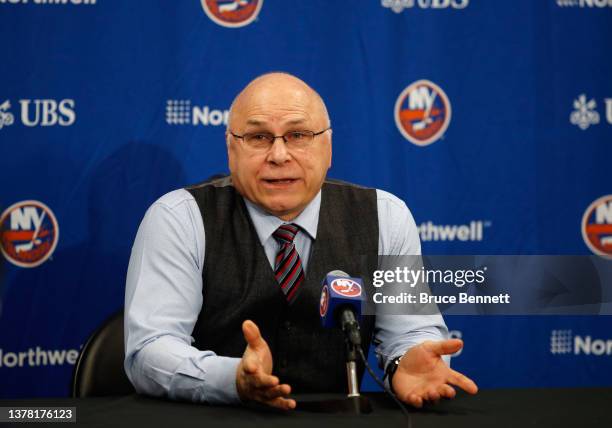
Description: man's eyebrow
xmin=245 ymin=118 xmax=309 ymax=127
xmin=286 ymin=119 xmax=307 ymax=126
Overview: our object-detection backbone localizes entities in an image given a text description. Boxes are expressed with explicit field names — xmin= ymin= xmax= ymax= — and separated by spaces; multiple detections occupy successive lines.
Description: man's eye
xmin=246 ymin=133 xmax=273 ymax=145
xmin=288 ymin=132 xmax=307 ymax=140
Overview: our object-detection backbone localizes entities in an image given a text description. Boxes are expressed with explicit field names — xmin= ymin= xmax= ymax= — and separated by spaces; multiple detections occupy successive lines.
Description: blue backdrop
xmin=1 ymin=0 xmax=611 ymax=398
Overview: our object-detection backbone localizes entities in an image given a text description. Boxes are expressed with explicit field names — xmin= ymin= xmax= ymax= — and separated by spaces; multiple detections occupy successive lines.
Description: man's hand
xmin=236 ymin=320 xmax=296 ymax=410
xmin=392 ymin=339 xmax=478 ymax=408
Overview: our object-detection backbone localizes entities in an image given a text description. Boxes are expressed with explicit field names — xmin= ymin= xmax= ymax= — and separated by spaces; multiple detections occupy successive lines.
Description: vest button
xmin=284 ymin=321 xmax=291 ymax=330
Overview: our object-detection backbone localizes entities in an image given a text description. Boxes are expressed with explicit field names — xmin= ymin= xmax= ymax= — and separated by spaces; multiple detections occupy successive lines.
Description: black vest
xmin=186 ymin=176 xmax=378 ymax=393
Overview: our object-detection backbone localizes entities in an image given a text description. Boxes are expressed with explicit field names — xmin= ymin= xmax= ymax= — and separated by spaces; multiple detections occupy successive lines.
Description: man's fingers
xmin=426 ymin=338 xmax=463 ymax=356
xmin=254 ymin=374 xmax=279 ymax=389
xmin=448 ymin=369 xmax=478 ymax=394
xmin=246 ymin=371 xmax=279 ymax=389
xmin=438 ymin=384 xmax=456 ymax=399
xmin=241 ymin=353 xmax=259 ymax=374
xmin=258 ymin=384 xmax=291 ymax=400
xmin=242 ymin=320 xmax=267 ymax=350
xmin=426 ymin=388 xmax=440 ymax=402
xmin=238 ymin=367 xmax=294 ymax=409
xmin=265 ymin=396 xmax=296 ymax=410
xmin=401 ymin=384 xmax=456 ymax=407
xmin=405 ymin=394 xmax=423 ymax=408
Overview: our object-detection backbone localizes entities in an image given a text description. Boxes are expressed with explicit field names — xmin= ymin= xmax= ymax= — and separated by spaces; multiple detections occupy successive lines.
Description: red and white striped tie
xmin=273 ymin=224 xmax=305 ymax=302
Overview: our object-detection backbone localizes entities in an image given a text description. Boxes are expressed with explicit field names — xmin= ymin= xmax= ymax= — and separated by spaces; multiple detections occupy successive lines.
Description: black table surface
xmin=1 ymin=388 xmax=611 ymax=428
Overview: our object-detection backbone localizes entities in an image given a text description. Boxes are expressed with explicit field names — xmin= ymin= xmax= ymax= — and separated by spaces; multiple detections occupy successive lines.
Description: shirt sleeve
xmin=374 ymin=189 xmax=451 ymax=377
xmin=124 ymin=189 xmax=241 ymax=404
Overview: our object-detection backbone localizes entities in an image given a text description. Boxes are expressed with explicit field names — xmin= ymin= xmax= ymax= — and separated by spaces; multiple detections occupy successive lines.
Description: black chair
xmin=72 ymin=309 xmax=135 ymax=397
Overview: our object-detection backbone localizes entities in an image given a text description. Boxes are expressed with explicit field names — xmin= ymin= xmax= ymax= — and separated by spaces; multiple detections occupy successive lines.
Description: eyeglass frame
xmin=228 ymin=127 xmax=332 ymax=151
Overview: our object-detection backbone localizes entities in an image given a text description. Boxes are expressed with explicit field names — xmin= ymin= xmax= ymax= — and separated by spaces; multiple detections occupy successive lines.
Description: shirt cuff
xmin=165 ymin=355 xmax=242 ymax=404
xmin=198 ymin=356 xmax=242 ymax=404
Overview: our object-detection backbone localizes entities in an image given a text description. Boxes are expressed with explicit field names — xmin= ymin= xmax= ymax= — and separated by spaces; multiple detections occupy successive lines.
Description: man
xmin=124 ymin=72 xmax=478 ymax=410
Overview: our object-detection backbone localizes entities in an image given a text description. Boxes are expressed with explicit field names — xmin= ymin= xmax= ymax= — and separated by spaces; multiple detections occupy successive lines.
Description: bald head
xmin=227 ymin=72 xmax=330 ymax=133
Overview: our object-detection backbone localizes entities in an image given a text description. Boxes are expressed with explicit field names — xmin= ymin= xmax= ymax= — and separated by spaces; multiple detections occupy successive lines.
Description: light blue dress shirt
xmin=124 ymin=187 xmax=449 ymax=404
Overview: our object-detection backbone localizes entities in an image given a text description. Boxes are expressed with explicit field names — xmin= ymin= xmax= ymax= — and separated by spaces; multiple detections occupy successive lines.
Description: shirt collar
xmin=244 ymin=190 xmax=321 ymax=245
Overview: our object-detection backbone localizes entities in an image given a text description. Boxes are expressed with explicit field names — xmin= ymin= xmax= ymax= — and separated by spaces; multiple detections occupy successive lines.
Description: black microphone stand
xmin=342 ymin=333 xmax=373 ymax=414
xmin=298 ymin=311 xmax=372 ymax=414
xmin=346 ymin=339 xmax=360 ymax=398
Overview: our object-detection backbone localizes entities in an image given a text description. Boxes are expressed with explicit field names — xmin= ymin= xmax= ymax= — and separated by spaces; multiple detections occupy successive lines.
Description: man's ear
xmin=226 ymin=133 xmax=234 ymax=160
xmin=328 ymin=132 xmax=333 ymax=168
xmin=226 ymin=133 xmax=235 ymax=173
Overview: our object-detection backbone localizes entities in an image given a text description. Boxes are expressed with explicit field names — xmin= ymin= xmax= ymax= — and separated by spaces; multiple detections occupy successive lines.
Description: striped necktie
xmin=272 ymin=224 xmax=305 ymax=302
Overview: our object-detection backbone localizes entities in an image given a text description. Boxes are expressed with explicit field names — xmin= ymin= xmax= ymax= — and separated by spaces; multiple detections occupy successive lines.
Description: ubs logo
xmin=0 ymin=99 xmax=75 ymax=129
xmin=382 ymin=0 xmax=469 ymax=12
xmin=0 ymin=201 xmax=59 ymax=268
xmin=570 ymin=94 xmax=612 ymax=130
xmin=0 ymin=101 xmax=14 ymax=130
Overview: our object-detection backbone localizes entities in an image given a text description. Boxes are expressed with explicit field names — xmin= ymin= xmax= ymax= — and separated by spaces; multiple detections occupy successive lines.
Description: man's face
xmin=227 ymin=76 xmax=332 ymax=221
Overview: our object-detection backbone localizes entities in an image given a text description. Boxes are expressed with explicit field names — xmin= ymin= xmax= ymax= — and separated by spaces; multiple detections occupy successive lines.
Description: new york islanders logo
xmin=394 ymin=80 xmax=451 ymax=146
xmin=319 ymin=285 xmax=329 ymax=317
xmin=331 ymin=278 xmax=362 ymax=297
xmin=582 ymin=195 xmax=612 ymax=259
xmin=0 ymin=200 xmax=59 ymax=268
xmin=201 ymin=0 xmax=262 ymax=28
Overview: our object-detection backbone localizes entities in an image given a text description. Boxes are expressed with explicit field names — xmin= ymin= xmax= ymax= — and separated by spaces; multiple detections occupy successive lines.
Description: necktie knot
xmin=273 ymin=224 xmax=300 ymax=245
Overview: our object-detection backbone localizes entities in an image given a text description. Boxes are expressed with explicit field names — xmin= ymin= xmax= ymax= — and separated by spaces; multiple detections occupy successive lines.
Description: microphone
xmin=319 ymin=270 xmax=365 ymax=347
xmin=318 ymin=272 xmax=406 ymax=415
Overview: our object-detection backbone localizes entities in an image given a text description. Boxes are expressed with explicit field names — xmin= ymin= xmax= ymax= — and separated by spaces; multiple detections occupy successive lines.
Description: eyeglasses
xmin=229 ymin=127 xmax=331 ymax=152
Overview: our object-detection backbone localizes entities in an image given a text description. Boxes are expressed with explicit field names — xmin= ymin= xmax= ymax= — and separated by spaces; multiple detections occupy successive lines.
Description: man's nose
xmin=267 ymin=137 xmax=291 ymax=164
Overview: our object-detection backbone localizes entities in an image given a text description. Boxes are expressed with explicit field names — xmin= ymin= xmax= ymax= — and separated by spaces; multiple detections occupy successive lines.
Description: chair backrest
xmin=72 ymin=309 xmax=135 ymax=397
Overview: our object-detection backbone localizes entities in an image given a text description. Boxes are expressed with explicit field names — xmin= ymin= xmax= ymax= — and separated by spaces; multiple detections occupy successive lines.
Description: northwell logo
xmin=418 ymin=221 xmax=490 ymax=242
xmin=165 ymin=100 xmax=229 ymax=126
xmin=0 ymin=99 xmax=75 ymax=129
xmin=0 ymin=0 xmax=97 ymax=5
xmin=550 ymin=330 xmax=612 ymax=356
xmin=570 ymin=94 xmax=612 ymax=130
xmin=382 ymin=0 xmax=469 ymax=12
xmin=0 ymin=346 xmax=82 ymax=368
xmin=557 ymin=0 xmax=612 ymax=8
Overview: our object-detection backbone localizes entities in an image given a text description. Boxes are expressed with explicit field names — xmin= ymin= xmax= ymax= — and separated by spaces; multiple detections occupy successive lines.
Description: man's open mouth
xmin=263 ymin=178 xmax=298 ymax=184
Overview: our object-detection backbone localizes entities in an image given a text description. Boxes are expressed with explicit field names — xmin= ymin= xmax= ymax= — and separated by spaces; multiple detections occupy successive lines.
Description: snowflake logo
xmin=570 ymin=94 xmax=600 ymax=130
xmin=0 ymin=100 xmax=15 ymax=130
xmin=381 ymin=0 xmax=414 ymax=13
